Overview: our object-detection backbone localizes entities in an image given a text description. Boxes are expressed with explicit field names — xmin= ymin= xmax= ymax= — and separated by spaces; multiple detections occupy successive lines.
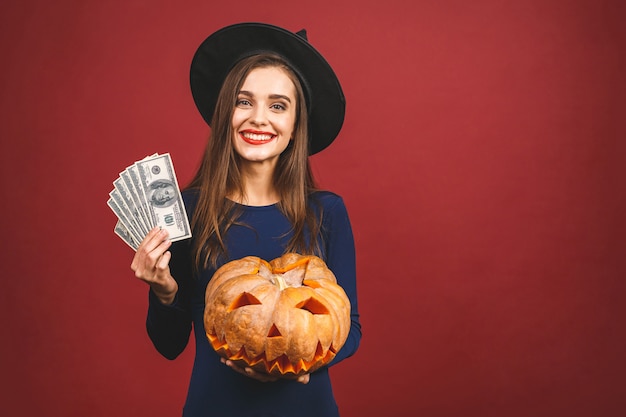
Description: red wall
xmin=2 ymin=1 xmax=624 ymax=416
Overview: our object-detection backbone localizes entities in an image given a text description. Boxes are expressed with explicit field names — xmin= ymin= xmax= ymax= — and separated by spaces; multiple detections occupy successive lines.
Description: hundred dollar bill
xmin=133 ymin=153 xmax=191 ymax=242
xmin=119 ymin=170 xmax=145 ymax=230
xmin=107 ymin=196 xmax=143 ymax=243
xmin=113 ymin=176 xmax=149 ymax=236
xmin=123 ymin=153 xmax=160 ymax=231
xmin=114 ymin=220 xmax=140 ymax=250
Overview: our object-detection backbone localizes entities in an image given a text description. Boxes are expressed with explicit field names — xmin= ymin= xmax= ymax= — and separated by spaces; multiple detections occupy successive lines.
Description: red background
xmin=1 ymin=1 xmax=624 ymax=416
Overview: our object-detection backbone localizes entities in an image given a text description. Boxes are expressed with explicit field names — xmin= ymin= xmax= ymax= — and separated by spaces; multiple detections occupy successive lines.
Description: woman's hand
xmin=220 ymin=358 xmax=310 ymax=384
xmin=131 ymin=227 xmax=177 ymax=305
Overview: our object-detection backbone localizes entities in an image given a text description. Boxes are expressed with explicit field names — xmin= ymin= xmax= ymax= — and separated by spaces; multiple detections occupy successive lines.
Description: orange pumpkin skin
xmin=203 ymin=253 xmax=351 ymax=378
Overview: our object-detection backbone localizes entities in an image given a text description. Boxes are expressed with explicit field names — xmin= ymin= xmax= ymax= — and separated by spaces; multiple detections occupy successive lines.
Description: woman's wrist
xmin=151 ymin=285 xmax=177 ymax=305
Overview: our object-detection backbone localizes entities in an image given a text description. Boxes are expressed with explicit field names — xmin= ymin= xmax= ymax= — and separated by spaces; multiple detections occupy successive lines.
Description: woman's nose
xmin=250 ymin=106 xmax=268 ymax=125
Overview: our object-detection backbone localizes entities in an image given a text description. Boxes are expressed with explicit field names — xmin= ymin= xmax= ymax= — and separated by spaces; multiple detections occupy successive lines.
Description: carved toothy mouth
xmin=206 ymin=332 xmax=337 ymax=376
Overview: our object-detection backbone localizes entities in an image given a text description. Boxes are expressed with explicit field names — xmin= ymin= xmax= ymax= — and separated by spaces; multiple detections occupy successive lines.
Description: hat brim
xmin=190 ymin=23 xmax=345 ymax=155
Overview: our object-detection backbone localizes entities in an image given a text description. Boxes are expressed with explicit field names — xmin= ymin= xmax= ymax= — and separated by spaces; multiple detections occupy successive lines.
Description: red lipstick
xmin=240 ymin=130 xmax=276 ymax=145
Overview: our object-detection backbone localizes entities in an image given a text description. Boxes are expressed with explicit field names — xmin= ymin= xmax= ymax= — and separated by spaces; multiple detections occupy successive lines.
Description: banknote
xmin=119 ymin=170 xmax=151 ymax=233
xmin=114 ymin=220 xmax=140 ymax=250
xmin=123 ymin=152 xmax=159 ymax=232
xmin=113 ymin=176 xmax=149 ymax=236
xmin=107 ymin=195 xmax=143 ymax=243
xmin=108 ymin=153 xmax=192 ymax=250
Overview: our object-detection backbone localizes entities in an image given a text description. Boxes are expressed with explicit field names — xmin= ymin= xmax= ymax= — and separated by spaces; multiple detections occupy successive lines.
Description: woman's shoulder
xmin=309 ymin=190 xmax=345 ymax=209
xmin=310 ymin=190 xmax=353 ymax=239
xmin=309 ymin=190 xmax=351 ymax=223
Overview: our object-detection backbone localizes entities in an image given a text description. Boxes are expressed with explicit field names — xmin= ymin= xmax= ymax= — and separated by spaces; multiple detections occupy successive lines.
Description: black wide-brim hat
xmin=190 ymin=22 xmax=345 ymax=155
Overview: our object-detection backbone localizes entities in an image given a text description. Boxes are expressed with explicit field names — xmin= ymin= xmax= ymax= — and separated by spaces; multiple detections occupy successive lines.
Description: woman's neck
xmin=230 ymin=161 xmax=279 ymax=206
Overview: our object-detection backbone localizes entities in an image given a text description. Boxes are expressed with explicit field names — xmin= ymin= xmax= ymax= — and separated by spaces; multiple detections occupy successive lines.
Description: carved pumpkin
xmin=204 ymin=253 xmax=351 ymax=378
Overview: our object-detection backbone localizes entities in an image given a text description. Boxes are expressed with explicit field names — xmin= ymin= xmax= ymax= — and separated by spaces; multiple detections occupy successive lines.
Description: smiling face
xmin=231 ymin=66 xmax=297 ymax=167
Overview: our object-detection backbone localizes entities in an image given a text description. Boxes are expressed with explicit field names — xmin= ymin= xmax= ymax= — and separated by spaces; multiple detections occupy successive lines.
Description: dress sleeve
xmin=321 ymin=195 xmax=362 ymax=366
xmin=145 ymin=229 xmax=194 ymax=360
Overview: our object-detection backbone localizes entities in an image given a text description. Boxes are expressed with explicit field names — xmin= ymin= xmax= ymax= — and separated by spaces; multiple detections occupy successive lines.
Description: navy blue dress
xmin=146 ymin=189 xmax=361 ymax=416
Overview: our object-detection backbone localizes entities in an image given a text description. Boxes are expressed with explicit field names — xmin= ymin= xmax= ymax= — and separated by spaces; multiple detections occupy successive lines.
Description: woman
xmin=131 ymin=23 xmax=361 ymax=416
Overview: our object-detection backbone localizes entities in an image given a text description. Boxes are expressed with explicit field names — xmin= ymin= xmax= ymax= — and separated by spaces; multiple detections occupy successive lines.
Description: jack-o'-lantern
xmin=204 ymin=253 xmax=351 ymax=378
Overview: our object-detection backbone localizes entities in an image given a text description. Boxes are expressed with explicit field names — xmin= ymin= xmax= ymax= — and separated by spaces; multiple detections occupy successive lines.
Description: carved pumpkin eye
xmin=204 ymin=253 xmax=351 ymax=378
xmin=296 ymin=297 xmax=330 ymax=315
xmin=228 ymin=292 xmax=262 ymax=311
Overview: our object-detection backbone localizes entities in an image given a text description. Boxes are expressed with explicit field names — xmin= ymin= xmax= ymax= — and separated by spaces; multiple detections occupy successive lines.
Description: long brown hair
xmin=187 ymin=53 xmax=321 ymax=270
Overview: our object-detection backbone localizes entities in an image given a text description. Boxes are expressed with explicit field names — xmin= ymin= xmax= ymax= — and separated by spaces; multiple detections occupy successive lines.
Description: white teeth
xmin=242 ymin=132 xmax=273 ymax=141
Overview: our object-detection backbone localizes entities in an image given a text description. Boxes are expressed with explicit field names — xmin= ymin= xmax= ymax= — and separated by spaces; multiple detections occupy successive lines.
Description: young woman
xmin=131 ymin=23 xmax=361 ymax=416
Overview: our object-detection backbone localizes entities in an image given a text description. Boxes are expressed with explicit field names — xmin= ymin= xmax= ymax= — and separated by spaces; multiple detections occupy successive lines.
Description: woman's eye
xmin=271 ymin=103 xmax=286 ymax=111
xmin=236 ymin=98 xmax=251 ymax=106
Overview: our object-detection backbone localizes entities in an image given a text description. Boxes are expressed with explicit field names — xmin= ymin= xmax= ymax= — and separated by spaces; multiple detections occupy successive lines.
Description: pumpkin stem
xmin=273 ymin=275 xmax=288 ymax=291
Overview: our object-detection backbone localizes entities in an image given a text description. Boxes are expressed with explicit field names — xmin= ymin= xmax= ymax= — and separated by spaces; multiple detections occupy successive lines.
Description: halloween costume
xmin=147 ymin=190 xmax=361 ymax=416
xmin=144 ymin=22 xmax=360 ymax=416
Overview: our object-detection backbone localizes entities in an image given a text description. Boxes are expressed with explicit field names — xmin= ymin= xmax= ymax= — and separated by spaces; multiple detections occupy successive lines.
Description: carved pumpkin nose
xmin=204 ymin=253 xmax=351 ymax=378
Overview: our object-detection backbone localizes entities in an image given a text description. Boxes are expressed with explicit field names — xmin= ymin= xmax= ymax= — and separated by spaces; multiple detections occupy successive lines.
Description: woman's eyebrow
xmin=268 ymin=94 xmax=291 ymax=103
xmin=238 ymin=90 xmax=292 ymax=103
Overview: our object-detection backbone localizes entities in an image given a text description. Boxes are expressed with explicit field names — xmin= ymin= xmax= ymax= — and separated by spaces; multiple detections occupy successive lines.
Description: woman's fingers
xmin=141 ymin=228 xmax=169 ymax=256
xmin=219 ymin=359 xmax=310 ymax=384
xmin=157 ymin=250 xmax=172 ymax=272
xmin=220 ymin=359 xmax=278 ymax=382
xmin=131 ymin=228 xmax=159 ymax=271
xmin=243 ymin=367 xmax=278 ymax=382
xmin=129 ymin=227 xmax=177 ymax=305
xmin=134 ymin=227 xmax=163 ymax=256
xmin=297 ymin=373 xmax=310 ymax=384
xmin=131 ymin=227 xmax=171 ymax=281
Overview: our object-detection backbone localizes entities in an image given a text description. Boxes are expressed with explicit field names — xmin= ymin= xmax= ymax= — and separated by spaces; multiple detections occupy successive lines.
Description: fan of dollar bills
xmin=108 ymin=153 xmax=192 ymax=250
